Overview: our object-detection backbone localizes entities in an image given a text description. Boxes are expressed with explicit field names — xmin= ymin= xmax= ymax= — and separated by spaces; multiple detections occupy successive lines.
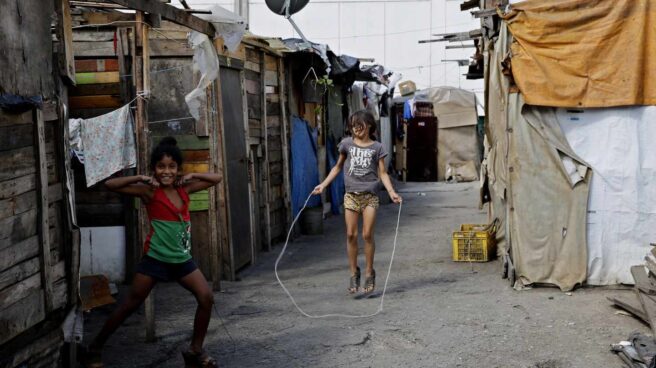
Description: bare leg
xmin=178 ymin=269 xmax=214 ymax=353
xmin=90 ymin=273 xmax=157 ymax=349
xmin=362 ymin=206 xmax=378 ymax=292
xmin=344 ymin=209 xmax=360 ymax=277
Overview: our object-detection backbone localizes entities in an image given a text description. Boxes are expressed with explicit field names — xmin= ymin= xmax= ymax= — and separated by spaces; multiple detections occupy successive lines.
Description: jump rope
xmin=274 ymin=192 xmax=403 ymax=318
xmin=209 ymin=191 xmax=402 ymax=360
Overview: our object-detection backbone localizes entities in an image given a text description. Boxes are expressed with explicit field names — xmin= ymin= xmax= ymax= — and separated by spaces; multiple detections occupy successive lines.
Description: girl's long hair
xmin=347 ymin=110 xmax=377 ymax=140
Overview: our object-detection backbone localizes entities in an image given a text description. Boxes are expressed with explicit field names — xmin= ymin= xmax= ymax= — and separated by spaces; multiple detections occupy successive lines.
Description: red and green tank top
xmin=144 ymin=186 xmax=192 ymax=263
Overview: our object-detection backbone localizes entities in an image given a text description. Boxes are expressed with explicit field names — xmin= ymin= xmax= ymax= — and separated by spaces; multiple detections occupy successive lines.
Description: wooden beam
xmin=240 ymin=70 xmax=257 ymax=266
xmin=278 ymin=58 xmax=293 ymax=233
xmin=33 ymin=109 xmax=53 ymax=312
xmin=71 ymin=1 xmax=125 ymax=9
xmin=607 ymin=296 xmax=649 ymax=325
xmin=135 ymin=11 xmax=156 ymax=342
xmin=56 ymin=0 xmax=76 ymax=84
xmin=142 ymin=23 xmax=151 ymax=98
xmin=79 ymin=11 xmax=134 ymax=26
xmin=261 ymin=51 xmax=272 ymax=252
xmin=472 ymin=8 xmax=497 ymax=18
xmin=207 ymin=83 xmax=221 ymax=291
xmin=108 ymin=0 xmax=215 ymax=36
xmin=632 ymin=265 xmax=656 ymax=295
xmin=117 ymin=28 xmax=131 ymax=103
xmin=212 ymin=73 xmax=234 ymax=281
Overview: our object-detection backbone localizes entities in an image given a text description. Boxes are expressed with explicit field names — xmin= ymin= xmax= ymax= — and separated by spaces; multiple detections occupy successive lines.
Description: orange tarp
xmin=501 ymin=0 xmax=656 ymax=108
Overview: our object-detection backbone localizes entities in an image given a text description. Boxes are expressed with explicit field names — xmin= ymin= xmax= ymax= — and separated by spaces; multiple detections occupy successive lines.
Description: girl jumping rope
xmin=312 ymin=110 xmax=402 ymax=295
xmin=84 ymin=137 xmax=221 ymax=368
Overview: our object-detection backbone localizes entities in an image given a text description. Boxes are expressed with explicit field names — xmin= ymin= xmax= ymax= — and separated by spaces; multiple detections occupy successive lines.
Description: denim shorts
xmin=136 ymin=255 xmax=198 ymax=282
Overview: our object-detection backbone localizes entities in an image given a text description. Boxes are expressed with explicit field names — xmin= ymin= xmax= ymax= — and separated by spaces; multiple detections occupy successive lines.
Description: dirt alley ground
xmin=83 ymin=182 xmax=646 ymax=368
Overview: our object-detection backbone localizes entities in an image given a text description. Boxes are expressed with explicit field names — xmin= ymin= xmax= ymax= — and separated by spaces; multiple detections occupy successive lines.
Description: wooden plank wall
xmin=69 ymin=24 xmax=129 ymax=228
xmin=66 ymin=13 xmax=293 ymax=280
xmin=0 ymin=110 xmax=68 ymax=347
xmin=67 ymin=16 xmax=222 ymax=282
xmin=0 ymin=1 xmax=72 ymax=366
xmin=242 ymin=44 xmax=287 ymax=248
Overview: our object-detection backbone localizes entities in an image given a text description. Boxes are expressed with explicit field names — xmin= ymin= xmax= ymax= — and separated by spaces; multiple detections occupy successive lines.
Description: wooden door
xmin=220 ymin=67 xmax=253 ymax=270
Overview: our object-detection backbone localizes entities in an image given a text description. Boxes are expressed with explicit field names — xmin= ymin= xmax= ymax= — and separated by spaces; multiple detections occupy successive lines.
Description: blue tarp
xmin=291 ymin=116 xmax=321 ymax=217
xmin=326 ymin=136 xmax=344 ymax=215
xmin=0 ymin=94 xmax=43 ymax=113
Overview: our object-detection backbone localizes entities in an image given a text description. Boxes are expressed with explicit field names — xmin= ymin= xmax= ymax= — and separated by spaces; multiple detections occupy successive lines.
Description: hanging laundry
xmin=68 ymin=118 xmax=85 ymax=164
xmin=363 ymin=82 xmax=381 ymax=120
xmin=78 ymin=104 xmax=136 ymax=187
xmin=349 ymin=83 xmax=366 ymax=112
xmin=403 ymin=97 xmax=416 ymax=120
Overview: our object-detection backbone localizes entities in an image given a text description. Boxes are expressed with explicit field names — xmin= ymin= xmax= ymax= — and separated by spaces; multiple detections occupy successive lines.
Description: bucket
xmin=300 ymin=206 xmax=323 ymax=235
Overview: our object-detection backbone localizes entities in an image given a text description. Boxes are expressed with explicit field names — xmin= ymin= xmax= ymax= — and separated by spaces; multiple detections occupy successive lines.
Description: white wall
xmin=80 ymin=227 xmax=126 ymax=282
xmin=183 ymin=0 xmax=483 ymax=104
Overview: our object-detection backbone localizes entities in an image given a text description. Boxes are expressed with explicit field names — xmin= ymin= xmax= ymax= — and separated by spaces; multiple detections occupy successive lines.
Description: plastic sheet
xmin=185 ymin=31 xmax=219 ymax=122
xmin=291 ymin=117 xmax=321 ymax=217
xmin=326 ymin=136 xmax=344 ymax=215
xmin=557 ymin=106 xmax=656 ymax=285
xmin=197 ymin=5 xmax=246 ymax=52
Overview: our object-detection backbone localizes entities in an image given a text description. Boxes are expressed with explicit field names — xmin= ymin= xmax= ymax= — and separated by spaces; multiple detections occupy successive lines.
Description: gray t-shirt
xmin=339 ymin=137 xmax=388 ymax=193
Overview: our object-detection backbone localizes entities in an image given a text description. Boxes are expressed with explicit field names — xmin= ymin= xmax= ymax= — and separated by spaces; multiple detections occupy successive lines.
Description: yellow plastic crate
xmin=452 ymin=223 xmax=496 ymax=262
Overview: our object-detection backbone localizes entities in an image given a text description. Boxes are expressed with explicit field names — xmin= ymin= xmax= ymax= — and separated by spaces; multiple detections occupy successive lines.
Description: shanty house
xmin=1 ymin=1 xmax=78 ymax=366
xmin=478 ymin=0 xmax=656 ymax=290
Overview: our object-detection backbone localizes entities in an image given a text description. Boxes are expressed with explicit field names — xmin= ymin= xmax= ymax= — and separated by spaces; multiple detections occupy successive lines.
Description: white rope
xmin=275 ymin=193 xmax=403 ymax=318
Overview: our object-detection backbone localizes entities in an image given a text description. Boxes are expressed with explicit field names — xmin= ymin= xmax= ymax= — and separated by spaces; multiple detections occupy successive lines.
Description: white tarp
xmin=557 ymin=107 xmax=656 ymax=285
xmin=416 ymin=86 xmax=480 ymax=181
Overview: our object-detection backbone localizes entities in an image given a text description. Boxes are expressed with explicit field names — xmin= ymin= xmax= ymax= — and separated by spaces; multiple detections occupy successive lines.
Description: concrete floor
xmin=83 ymin=182 xmax=645 ymax=368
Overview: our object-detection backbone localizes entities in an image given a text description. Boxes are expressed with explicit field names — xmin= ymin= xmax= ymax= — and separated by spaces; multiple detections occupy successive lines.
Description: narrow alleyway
xmin=84 ymin=182 xmax=645 ymax=368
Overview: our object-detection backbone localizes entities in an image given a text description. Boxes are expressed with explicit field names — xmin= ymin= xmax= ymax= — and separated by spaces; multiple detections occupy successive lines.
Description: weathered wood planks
xmin=69 ymin=95 xmax=123 ymax=109
xmin=108 ymin=0 xmax=215 ymax=35
xmin=75 ymin=71 xmax=120 ymax=84
xmin=75 ymin=59 xmax=120 ymax=72
xmin=0 ymin=290 xmax=45 ymax=345
xmin=33 ymin=109 xmax=53 ymax=312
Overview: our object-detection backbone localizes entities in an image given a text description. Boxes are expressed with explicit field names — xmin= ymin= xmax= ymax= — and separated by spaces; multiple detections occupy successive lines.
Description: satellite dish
xmin=265 ymin=0 xmax=309 ymax=16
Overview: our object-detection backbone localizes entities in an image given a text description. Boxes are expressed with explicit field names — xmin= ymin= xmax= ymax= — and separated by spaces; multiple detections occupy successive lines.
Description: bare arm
xmin=312 ymin=153 xmax=346 ymax=194
xmin=105 ymin=175 xmax=156 ymax=200
xmin=178 ymin=172 xmax=222 ymax=194
xmin=378 ymin=159 xmax=402 ymax=203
